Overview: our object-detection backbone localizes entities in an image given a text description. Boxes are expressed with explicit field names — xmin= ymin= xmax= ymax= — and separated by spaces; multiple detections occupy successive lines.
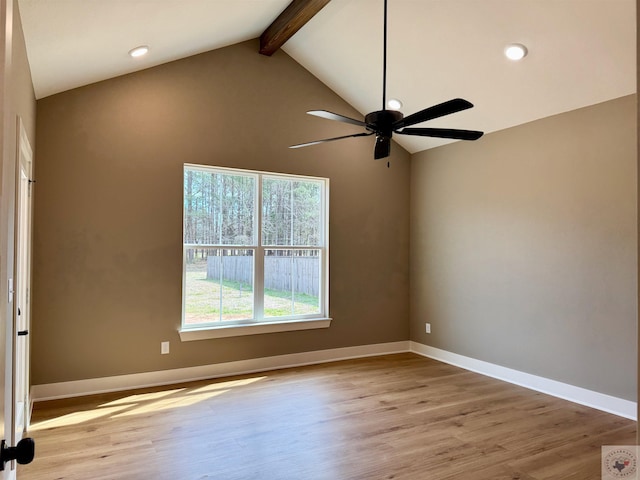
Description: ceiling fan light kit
xmin=290 ymin=0 xmax=484 ymax=160
xmin=387 ymin=98 xmax=403 ymax=110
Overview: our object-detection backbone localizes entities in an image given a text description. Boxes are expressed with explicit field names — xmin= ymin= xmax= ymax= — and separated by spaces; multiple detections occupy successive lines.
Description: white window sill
xmin=179 ymin=318 xmax=332 ymax=341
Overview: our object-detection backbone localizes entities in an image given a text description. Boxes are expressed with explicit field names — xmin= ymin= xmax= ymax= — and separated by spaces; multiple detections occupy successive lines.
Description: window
xmin=181 ymin=165 xmax=329 ymax=339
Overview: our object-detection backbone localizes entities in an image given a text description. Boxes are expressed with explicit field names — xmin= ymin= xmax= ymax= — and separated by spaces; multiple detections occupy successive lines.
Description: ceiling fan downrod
xmin=382 ymin=0 xmax=388 ymax=111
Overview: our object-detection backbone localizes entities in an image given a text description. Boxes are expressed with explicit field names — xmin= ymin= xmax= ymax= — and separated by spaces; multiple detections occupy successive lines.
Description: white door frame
xmin=12 ymin=117 xmax=32 ymax=451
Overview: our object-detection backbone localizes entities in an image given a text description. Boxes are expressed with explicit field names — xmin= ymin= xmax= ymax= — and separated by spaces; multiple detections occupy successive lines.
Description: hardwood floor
xmin=21 ymin=353 xmax=636 ymax=480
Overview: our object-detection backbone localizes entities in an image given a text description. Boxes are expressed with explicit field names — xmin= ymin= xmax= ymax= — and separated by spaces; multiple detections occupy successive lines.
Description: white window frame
xmin=179 ymin=164 xmax=331 ymax=341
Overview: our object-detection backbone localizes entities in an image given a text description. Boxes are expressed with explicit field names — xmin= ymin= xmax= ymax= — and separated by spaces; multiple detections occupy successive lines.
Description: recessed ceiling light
xmin=387 ymin=98 xmax=403 ymax=110
xmin=128 ymin=45 xmax=149 ymax=58
xmin=504 ymin=43 xmax=527 ymax=61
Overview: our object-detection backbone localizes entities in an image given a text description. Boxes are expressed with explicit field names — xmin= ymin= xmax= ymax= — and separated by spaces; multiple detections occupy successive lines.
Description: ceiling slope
xmin=18 ymin=0 xmax=636 ymax=153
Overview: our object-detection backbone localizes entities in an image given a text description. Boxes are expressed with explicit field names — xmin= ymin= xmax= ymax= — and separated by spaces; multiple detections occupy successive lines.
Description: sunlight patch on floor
xmin=29 ymin=375 xmax=269 ymax=430
xmin=101 ymin=389 xmax=187 ymax=407
xmin=112 ymin=390 xmax=231 ymax=417
xmin=29 ymin=405 xmax=131 ymax=431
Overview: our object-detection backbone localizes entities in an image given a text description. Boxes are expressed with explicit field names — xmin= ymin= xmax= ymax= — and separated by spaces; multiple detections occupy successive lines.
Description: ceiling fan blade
xmin=290 ymin=132 xmax=373 ymax=149
xmin=393 ymin=98 xmax=474 ymax=129
xmin=397 ymin=127 xmax=484 ymax=140
xmin=374 ymin=136 xmax=391 ymax=159
xmin=307 ymin=110 xmax=369 ymax=127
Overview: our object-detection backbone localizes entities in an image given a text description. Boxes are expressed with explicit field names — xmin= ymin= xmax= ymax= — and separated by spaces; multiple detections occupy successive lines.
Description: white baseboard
xmin=410 ymin=341 xmax=637 ymax=420
xmin=31 ymin=340 xmax=637 ymax=421
xmin=31 ymin=341 xmax=411 ymax=401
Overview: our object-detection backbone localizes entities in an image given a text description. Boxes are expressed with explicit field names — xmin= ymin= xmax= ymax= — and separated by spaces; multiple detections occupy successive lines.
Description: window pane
xmin=262 ymin=177 xmax=291 ymax=246
xmin=264 ymin=249 xmax=321 ymax=318
xmin=184 ymin=169 xmax=255 ymax=245
xmin=293 ymin=180 xmax=321 ymax=246
xmin=184 ymin=248 xmax=254 ymax=325
xmin=262 ymin=177 xmax=322 ymax=246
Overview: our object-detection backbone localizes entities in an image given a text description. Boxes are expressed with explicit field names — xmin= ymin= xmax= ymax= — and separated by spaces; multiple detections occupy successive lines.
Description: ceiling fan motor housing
xmin=365 ymin=110 xmax=404 ymax=138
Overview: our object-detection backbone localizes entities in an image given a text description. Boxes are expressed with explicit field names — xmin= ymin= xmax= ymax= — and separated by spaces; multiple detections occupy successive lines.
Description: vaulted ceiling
xmin=18 ymin=0 xmax=636 ymax=153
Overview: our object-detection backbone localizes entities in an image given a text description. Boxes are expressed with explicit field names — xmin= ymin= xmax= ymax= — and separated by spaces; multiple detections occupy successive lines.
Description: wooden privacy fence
xmin=207 ymin=255 xmax=319 ymax=296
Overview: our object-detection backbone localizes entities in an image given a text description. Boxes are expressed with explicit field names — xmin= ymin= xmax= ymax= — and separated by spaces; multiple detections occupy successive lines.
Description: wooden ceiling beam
xmin=259 ymin=0 xmax=331 ymax=56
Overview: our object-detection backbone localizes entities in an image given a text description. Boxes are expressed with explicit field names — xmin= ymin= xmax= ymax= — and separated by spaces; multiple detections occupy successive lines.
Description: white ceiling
xmin=18 ymin=0 xmax=636 ymax=153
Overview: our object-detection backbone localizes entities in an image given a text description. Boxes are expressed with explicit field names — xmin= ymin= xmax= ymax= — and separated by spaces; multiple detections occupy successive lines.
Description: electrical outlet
xmin=161 ymin=341 xmax=170 ymax=355
xmin=425 ymin=323 xmax=431 ymax=334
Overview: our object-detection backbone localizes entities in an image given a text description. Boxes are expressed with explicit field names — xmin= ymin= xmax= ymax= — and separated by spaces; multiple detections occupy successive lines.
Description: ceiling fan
xmin=290 ymin=0 xmax=484 ymax=160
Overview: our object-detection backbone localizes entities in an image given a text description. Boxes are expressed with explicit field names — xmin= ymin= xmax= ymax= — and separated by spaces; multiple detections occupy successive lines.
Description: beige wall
xmin=32 ymin=39 xmax=411 ymax=384
xmin=411 ymin=95 xmax=637 ymax=401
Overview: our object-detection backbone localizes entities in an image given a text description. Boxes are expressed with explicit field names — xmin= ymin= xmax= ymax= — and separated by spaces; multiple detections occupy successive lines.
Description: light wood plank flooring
xmin=21 ymin=353 xmax=636 ymax=479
